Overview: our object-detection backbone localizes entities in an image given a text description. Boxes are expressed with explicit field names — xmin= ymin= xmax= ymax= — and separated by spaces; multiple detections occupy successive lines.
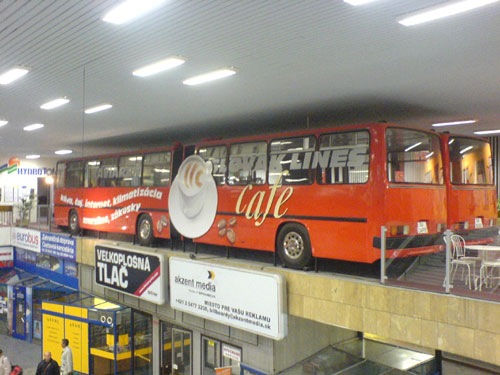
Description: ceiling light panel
xmin=0 ymin=67 xmax=29 ymax=85
xmin=24 ymin=123 xmax=44 ymax=131
xmin=0 ymin=120 xmax=7 ymax=127
xmin=40 ymin=97 xmax=70 ymax=110
xmin=344 ymin=0 xmax=379 ymax=5
xmin=474 ymin=130 xmax=500 ymax=135
xmin=85 ymin=104 xmax=112 ymax=114
xmin=55 ymin=149 xmax=73 ymax=155
xmin=432 ymin=120 xmax=477 ymax=127
xmin=183 ymin=68 xmax=237 ymax=86
xmin=103 ymin=0 xmax=166 ymax=25
xmin=133 ymin=57 xmax=186 ymax=77
xmin=26 ymin=155 xmax=40 ymax=159
xmin=398 ymin=0 xmax=499 ymax=26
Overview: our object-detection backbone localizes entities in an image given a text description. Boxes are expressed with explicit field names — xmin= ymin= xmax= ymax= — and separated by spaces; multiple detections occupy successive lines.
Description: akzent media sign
xmin=169 ymin=257 xmax=287 ymax=340
xmin=95 ymin=244 xmax=165 ymax=304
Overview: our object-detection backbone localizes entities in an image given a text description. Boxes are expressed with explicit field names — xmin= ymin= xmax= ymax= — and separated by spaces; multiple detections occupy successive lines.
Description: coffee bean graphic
xmin=217 ymin=219 xmax=226 ymax=229
xmin=218 ymin=228 xmax=227 ymax=237
xmin=229 ymin=217 xmax=237 ymax=227
xmin=227 ymin=229 xmax=236 ymax=244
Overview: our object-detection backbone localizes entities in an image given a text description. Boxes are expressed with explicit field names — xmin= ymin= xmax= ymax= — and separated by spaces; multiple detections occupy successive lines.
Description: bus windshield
xmin=386 ymin=128 xmax=443 ymax=184
xmin=448 ymin=137 xmax=493 ymax=185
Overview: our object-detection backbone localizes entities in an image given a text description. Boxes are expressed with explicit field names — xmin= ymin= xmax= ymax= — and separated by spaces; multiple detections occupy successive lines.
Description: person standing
xmin=0 ymin=349 xmax=11 ymax=375
xmin=36 ymin=352 xmax=59 ymax=375
xmin=60 ymin=338 xmax=73 ymax=375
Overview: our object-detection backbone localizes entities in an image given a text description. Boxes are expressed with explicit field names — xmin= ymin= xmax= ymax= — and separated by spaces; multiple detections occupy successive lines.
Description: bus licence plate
xmin=475 ymin=217 xmax=483 ymax=229
xmin=417 ymin=221 xmax=428 ymax=234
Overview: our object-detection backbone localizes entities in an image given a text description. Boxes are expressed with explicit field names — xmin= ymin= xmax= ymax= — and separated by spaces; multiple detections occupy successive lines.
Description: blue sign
xmin=40 ymin=232 xmax=76 ymax=261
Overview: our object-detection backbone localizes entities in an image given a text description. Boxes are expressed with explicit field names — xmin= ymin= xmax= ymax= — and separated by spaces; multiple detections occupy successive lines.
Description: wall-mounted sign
xmin=40 ymin=232 xmax=76 ymax=260
xmin=11 ymin=227 xmax=41 ymax=252
xmin=169 ymin=257 xmax=287 ymax=340
xmin=95 ymin=244 xmax=165 ymax=304
xmin=0 ymin=246 xmax=13 ymax=268
xmin=222 ymin=344 xmax=242 ymax=362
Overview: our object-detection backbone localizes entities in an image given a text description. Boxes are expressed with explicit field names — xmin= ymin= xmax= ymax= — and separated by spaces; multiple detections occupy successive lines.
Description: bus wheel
xmin=69 ymin=211 xmax=80 ymax=235
xmin=277 ymin=223 xmax=313 ymax=269
xmin=137 ymin=215 xmax=154 ymax=246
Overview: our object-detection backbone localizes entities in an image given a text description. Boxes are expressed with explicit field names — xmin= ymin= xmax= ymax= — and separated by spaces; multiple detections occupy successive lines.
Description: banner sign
xmin=95 ymin=244 xmax=165 ymax=304
xmin=40 ymin=232 xmax=76 ymax=260
xmin=11 ymin=227 xmax=41 ymax=252
xmin=222 ymin=344 xmax=242 ymax=362
xmin=0 ymin=247 xmax=13 ymax=268
xmin=169 ymin=257 xmax=287 ymax=340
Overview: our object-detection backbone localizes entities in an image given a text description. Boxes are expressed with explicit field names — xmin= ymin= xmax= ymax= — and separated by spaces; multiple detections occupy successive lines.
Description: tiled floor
xmin=0 ymin=334 xmax=41 ymax=374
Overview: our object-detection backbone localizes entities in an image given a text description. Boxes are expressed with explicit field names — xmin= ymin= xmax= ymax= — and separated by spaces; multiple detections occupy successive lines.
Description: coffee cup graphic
xmin=169 ymin=155 xmax=218 ymax=238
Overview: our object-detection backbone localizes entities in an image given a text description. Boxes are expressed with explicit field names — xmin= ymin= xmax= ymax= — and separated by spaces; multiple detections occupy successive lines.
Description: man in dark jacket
xmin=36 ymin=352 xmax=59 ymax=375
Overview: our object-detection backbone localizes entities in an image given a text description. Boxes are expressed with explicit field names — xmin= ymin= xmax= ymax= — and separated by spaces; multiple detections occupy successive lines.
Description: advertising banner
xmin=42 ymin=313 xmax=65 ymax=364
xmin=11 ymin=227 xmax=40 ymax=252
xmin=40 ymin=232 xmax=76 ymax=260
xmin=169 ymin=257 xmax=287 ymax=340
xmin=95 ymin=244 xmax=165 ymax=304
xmin=0 ymin=246 xmax=13 ymax=267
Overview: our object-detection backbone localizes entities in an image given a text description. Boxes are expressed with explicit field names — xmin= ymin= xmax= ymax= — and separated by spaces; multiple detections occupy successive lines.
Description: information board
xmin=43 ymin=314 xmax=65 ymax=364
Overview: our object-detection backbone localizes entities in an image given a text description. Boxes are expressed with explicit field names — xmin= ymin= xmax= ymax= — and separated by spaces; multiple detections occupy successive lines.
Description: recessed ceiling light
xmin=0 ymin=120 xmax=7 ymax=127
xmin=40 ymin=97 xmax=70 ymax=110
xmin=474 ymin=130 xmax=500 ymax=135
xmin=432 ymin=119 xmax=477 ymax=127
xmin=85 ymin=104 xmax=112 ymax=114
xmin=183 ymin=68 xmax=237 ymax=86
xmin=103 ymin=0 xmax=166 ymax=25
xmin=26 ymin=154 xmax=40 ymax=159
xmin=398 ymin=0 xmax=499 ymax=27
xmin=24 ymin=123 xmax=44 ymax=132
xmin=55 ymin=149 xmax=73 ymax=155
xmin=133 ymin=57 xmax=186 ymax=77
xmin=343 ymin=0 xmax=379 ymax=5
xmin=0 ymin=67 xmax=29 ymax=85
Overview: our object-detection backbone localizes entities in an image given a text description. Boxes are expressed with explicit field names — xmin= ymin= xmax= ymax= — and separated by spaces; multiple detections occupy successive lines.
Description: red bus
xmin=54 ymin=144 xmax=183 ymax=245
xmin=440 ymin=133 xmax=498 ymax=243
xmin=54 ymin=123 xmax=447 ymax=268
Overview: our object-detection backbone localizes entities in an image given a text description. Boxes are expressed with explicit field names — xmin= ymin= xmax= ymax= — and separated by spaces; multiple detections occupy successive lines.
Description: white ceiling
xmin=1 ymin=0 xmax=499 ymax=161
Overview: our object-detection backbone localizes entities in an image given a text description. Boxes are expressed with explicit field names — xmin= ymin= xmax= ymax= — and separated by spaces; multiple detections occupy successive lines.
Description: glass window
xmin=318 ymin=130 xmax=370 ymax=184
xmin=449 ymin=137 xmax=493 ymax=185
xmin=97 ymin=158 xmax=118 ymax=187
xmin=132 ymin=310 xmax=152 ymax=375
xmin=90 ymin=324 xmax=115 ymax=375
xmin=198 ymin=145 xmax=227 ymax=185
xmin=386 ymin=128 xmax=443 ymax=184
xmin=202 ymin=337 xmax=221 ymax=375
xmin=65 ymin=161 xmax=84 ymax=188
xmin=118 ymin=155 xmax=143 ymax=187
xmin=269 ymin=136 xmax=316 ymax=185
xmin=222 ymin=343 xmax=241 ymax=368
xmin=142 ymin=152 xmax=171 ymax=187
xmin=56 ymin=163 xmax=66 ymax=188
xmin=85 ymin=160 xmax=101 ymax=188
xmin=228 ymin=142 xmax=267 ymax=185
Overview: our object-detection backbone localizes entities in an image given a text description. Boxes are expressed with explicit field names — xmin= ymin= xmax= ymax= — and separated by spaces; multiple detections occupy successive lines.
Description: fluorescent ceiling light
xmin=425 ymin=152 xmax=434 ymax=159
xmin=133 ymin=57 xmax=185 ymax=77
xmin=85 ymin=104 xmax=112 ymax=114
xmin=432 ymin=119 xmax=476 ymax=127
xmin=344 ymin=0 xmax=379 ymax=5
xmin=460 ymin=146 xmax=474 ymax=154
xmin=26 ymin=154 xmax=40 ymax=159
xmin=398 ymin=0 xmax=499 ymax=26
xmin=0 ymin=67 xmax=29 ymax=85
xmin=24 ymin=123 xmax=44 ymax=131
xmin=474 ymin=129 xmax=500 ymax=135
xmin=40 ymin=97 xmax=70 ymax=110
xmin=55 ymin=149 xmax=73 ymax=155
xmin=405 ymin=142 xmax=422 ymax=152
xmin=183 ymin=68 xmax=237 ymax=86
xmin=0 ymin=120 xmax=7 ymax=127
xmin=103 ymin=0 xmax=166 ymax=24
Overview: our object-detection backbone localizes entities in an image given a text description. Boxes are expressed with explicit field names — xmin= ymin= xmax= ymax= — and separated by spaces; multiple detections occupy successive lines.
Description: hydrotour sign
xmin=170 ymin=257 xmax=287 ymax=340
xmin=95 ymin=244 xmax=165 ymax=304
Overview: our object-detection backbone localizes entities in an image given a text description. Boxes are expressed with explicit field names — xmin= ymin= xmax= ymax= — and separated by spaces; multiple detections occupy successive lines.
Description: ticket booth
xmin=42 ymin=294 xmax=152 ymax=375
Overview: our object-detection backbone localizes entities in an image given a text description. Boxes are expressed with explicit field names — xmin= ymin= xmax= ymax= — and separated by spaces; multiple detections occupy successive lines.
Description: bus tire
xmin=277 ymin=223 xmax=313 ymax=269
xmin=137 ymin=215 xmax=154 ymax=246
xmin=69 ymin=211 xmax=80 ymax=235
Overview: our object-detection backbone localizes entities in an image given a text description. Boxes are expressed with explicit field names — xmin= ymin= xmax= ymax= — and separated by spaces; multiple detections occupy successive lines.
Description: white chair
xmin=478 ymin=258 xmax=500 ymax=291
xmin=447 ymin=235 xmax=480 ymax=289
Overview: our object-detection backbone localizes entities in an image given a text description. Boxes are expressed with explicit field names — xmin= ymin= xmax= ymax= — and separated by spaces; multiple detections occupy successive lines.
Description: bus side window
xmin=56 ymin=163 xmax=66 ymax=188
xmin=98 ymin=158 xmax=118 ymax=187
xmin=318 ymin=130 xmax=370 ymax=185
xmin=228 ymin=142 xmax=267 ymax=186
xmin=65 ymin=161 xmax=84 ymax=188
xmin=118 ymin=155 xmax=142 ymax=187
xmin=85 ymin=160 xmax=101 ymax=188
xmin=269 ymin=136 xmax=316 ymax=185
xmin=142 ymin=152 xmax=171 ymax=187
xmin=198 ymin=145 xmax=227 ymax=185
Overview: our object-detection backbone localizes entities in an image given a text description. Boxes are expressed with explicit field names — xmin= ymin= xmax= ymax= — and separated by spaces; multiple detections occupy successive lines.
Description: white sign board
xmin=11 ymin=227 xmax=41 ymax=252
xmin=169 ymin=257 xmax=287 ymax=340
xmin=0 ymin=247 xmax=13 ymax=262
xmin=222 ymin=344 xmax=242 ymax=362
